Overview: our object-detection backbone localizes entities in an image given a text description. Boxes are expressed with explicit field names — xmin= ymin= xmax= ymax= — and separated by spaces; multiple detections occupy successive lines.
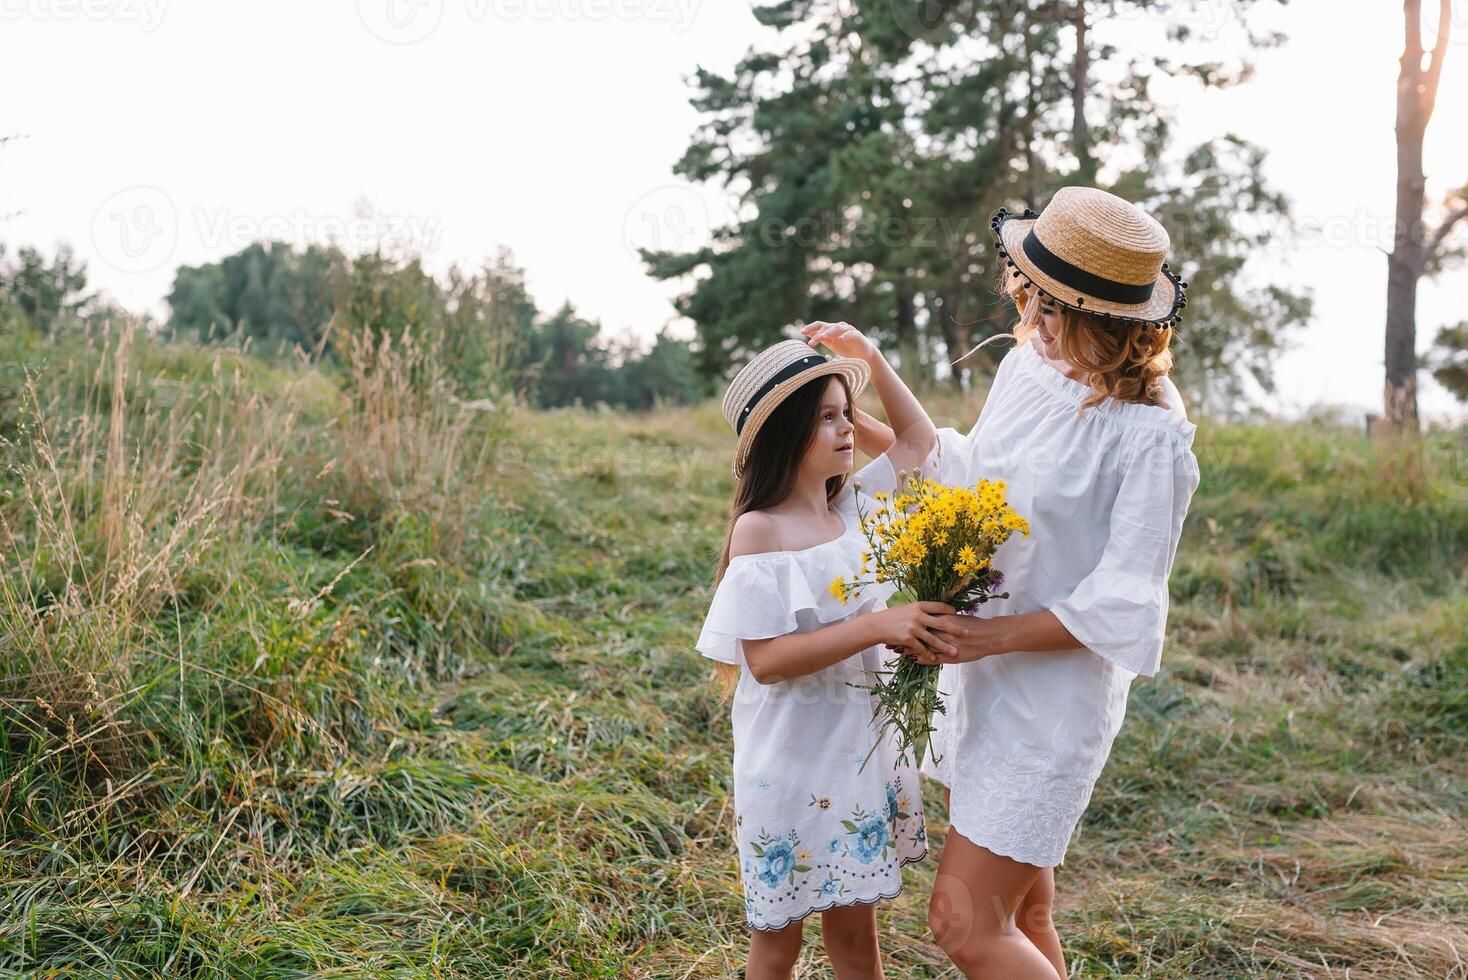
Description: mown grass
xmin=0 ymin=324 xmax=1463 ymax=977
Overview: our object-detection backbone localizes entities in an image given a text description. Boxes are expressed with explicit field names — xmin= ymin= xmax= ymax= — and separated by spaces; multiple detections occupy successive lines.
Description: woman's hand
xmin=900 ymin=613 xmax=1003 ymax=665
xmin=801 ymin=321 xmax=879 ymax=365
xmin=868 ymin=601 xmax=965 ymax=658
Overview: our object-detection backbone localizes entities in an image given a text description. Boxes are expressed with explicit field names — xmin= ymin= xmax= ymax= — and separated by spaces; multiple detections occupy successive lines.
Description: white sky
xmin=2 ymin=0 xmax=1465 ymax=420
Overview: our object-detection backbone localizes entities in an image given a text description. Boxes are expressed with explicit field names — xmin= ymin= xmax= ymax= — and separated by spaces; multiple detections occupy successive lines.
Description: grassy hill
xmin=0 ymin=324 xmax=1463 ymax=978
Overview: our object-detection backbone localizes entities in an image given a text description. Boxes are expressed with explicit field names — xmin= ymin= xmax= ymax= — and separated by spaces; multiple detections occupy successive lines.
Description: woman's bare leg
xmin=821 ymin=901 xmax=884 ymax=979
xmin=747 ymin=919 xmax=803 ymax=979
xmin=937 ymin=786 xmax=1063 ymax=977
xmin=927 ymin=827 xmax=1059 ymax=979
xmin=1016 ymin=867 xmax=1065 ymax=978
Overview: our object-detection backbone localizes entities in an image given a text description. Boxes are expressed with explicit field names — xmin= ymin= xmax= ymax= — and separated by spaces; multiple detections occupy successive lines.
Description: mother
xmin=805 ymin=186 xmax=1201 ymax=978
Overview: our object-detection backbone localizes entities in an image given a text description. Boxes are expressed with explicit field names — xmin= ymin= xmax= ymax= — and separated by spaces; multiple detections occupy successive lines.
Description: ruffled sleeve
xmin=1049 ymin=433 xmax=1201 ymax=677
xmin=694 ymin=556 xmax=834 ymax=666
xmin=695 ymin=542 xmax=899 ymax=667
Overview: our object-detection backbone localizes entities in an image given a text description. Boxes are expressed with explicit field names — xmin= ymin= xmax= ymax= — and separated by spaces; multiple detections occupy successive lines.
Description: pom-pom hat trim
xmin=991 ymin=186 xmax=1188 ymax=329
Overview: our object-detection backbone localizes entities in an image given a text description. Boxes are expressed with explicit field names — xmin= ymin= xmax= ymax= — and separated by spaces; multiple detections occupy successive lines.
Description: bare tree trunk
xmin=1385 ymin=0 xmax=1452 ymax=431
xmin=934 ymin=290 xmax=962 ymax=390
xmin=894 ymin=278 xmax=919 ymax=378
xmin=1071 ymin=1 xmax=1096 ymax=183
xmin=1021 ymin=10 xmax=1039 ymax=201
xmin=953 ymin=312 xmax=974 ymax=392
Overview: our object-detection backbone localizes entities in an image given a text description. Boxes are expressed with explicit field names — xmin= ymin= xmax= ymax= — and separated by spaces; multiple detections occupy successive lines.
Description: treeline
xmin=644 ymin=1 xmax=1322 ymax=412
xmin=0 ymin=240 xmax=707 ymax=411
xmin=164 ymin=241 xmax=706 ymax=410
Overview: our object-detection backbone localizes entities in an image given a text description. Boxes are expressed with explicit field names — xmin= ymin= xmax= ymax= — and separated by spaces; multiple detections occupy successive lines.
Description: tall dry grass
xmin=0 ymin=322 xmax=1461 ymax=976
xmin=0 ymin=317 xmax=518 ymax=973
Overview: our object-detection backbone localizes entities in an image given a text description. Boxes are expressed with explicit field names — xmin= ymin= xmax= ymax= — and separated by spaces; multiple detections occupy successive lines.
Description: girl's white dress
xmin=859 ymin=337 xmax=1201 ymax=868
xmin=695 ymin=466 xmax=928 ymax=932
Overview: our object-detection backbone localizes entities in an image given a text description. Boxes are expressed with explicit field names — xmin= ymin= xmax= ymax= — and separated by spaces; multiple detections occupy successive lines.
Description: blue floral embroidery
xmin=826 ymin=836 xmax=843 ymax=854
xmin=813 ymin=872 xmax=847 ymax=898
xmin=750 ymin=829 xmax=812 ymax=888
xmin=853 ymin=815 xmax=889 ymax=863
xmin=756 ymin=840 xmax=794 ymax=887
xmin=758 ymin=779 xmax=771 ymax=790
xmin=842 ymin=806 xmax=891 ymax=864
xmin=885 ymin=782 xmax=900 ymax=824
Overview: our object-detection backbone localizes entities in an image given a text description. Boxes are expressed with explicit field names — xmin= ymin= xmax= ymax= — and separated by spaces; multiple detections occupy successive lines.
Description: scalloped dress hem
xmin=743 ymin=849 xmax=930 ymax=933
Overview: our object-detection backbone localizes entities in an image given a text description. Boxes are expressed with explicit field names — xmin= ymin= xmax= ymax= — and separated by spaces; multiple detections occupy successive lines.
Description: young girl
xmin=695 ymin=334 xmax=964 ymax=979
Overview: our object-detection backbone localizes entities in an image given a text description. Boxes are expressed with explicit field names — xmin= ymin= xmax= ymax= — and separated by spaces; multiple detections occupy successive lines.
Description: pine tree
xmin=647 ymin=0 xmax=1312 ymax=413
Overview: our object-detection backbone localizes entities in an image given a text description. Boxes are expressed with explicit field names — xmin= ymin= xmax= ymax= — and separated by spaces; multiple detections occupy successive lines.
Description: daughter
xmin=696 ymin=330 xmax=963 ymax=979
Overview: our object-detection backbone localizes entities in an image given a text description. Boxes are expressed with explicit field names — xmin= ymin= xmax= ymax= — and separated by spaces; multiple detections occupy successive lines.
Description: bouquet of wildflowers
xmin=830 ymin=469 xmax=1029 ymax=772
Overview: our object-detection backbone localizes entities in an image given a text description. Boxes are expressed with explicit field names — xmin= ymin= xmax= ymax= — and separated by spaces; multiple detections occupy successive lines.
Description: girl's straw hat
xmin=991 ymin=186 xmax=1188 ymax=328
xmin=722 ymin=339 xmax=870 ymax=479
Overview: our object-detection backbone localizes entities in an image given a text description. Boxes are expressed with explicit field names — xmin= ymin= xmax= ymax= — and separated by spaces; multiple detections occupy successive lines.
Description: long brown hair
xmin=709 ymin=374 xmax=853 ymax=699
xmin=998 ymin=267 xmax=1175 ymax=413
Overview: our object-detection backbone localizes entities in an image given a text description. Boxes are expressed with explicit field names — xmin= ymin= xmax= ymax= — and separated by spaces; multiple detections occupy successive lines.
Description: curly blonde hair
xmin=996 ymin=267 xmax=1176 ymax=413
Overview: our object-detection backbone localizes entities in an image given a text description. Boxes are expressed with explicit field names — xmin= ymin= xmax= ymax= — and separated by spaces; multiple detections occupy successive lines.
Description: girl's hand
xmin=868 ymin=601 xmax=965 ymax=658
xmin=901 ymin=613 xmax=1002 ymax=665
xmin=801 ymin=321 xmax=879 ymax=365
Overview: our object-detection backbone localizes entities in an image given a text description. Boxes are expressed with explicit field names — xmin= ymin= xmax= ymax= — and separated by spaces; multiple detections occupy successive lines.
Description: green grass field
xmin=0 ymin=324 xmax=1463 ymax=977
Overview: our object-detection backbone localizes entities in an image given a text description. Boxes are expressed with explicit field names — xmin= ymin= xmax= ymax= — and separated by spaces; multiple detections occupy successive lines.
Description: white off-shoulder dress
xmin=695 ymin=463 xmax=928 ymax=932
xmin=857 ymin=337 xmax=1201 ymax=868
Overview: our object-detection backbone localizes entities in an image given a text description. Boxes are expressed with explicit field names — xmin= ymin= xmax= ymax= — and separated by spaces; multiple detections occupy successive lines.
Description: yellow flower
xmin=829 ymin=577 xmax=850 ymax=605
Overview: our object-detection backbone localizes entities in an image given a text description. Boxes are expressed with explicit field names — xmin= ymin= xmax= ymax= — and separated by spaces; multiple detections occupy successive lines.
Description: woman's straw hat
xmin=991 ymin=186 xmax=1188 ymax=328
xmin=722 ymin=339 xmax=870 ymax=479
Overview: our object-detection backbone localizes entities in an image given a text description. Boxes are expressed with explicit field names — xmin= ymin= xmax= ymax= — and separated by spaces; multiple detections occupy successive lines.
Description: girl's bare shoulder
xmin=729 ymin=510 xmax=784 ymax=559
